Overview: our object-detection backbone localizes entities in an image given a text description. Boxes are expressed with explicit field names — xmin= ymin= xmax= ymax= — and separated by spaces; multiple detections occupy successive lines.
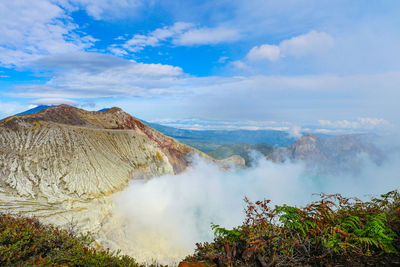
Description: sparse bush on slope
xmin=0 ymin=213 xmax=139 ymax=266
xmin=186 ymin=191 xmax=400 ymax=266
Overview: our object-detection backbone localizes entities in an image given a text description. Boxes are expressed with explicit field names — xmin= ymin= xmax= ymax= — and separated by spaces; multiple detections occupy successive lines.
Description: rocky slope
xmin=0 ymin=105 xmax=235 ymax=262
xmin=269 ymin=133 xmax=383 ymax=173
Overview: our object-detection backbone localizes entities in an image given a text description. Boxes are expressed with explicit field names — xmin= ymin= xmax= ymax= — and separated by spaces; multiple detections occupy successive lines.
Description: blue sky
xmin=0 ymin=0 xmax=399 ymax=133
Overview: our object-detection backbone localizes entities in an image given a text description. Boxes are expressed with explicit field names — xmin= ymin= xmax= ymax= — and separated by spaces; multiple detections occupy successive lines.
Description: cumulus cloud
xmin=109 ymin=152 xmax=400 ymax=264
xmin=11 ymin=52 xmax=184 ymax=98
xmin=280 ymin=30 xmax=334 ymax=57
xmin=247 ymin=44 xmax=281 ymax=61
xmin=0 ymin=0 xmax=96 ymax=66
xmin=247 ymin=30 xmax=334 ymax=61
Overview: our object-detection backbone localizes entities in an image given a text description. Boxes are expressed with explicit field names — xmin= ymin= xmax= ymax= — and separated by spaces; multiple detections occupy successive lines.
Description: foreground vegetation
xmin=2 ymin=191 xmax=400 ymax=266
xmin=0 ymin=213 xmax=140 ymax=266
xmin=186 ymin=191 xmax=400 ymax=266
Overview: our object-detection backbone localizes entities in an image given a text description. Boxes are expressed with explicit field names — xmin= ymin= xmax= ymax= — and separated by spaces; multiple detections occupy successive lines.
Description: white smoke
xmin=111 ymin=153 xmax=400 ymax=264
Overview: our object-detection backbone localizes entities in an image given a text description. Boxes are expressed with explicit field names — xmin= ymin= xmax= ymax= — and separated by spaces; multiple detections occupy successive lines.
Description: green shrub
xmin=0 ymin=213 xmax=139 ymax=266
xmin=187 ymin=191 xmax=400 ymax=266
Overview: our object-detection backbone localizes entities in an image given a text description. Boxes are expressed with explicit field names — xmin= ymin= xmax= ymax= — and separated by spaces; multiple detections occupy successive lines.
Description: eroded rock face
xmin=0 ymin=105 xmax=203 ymax=236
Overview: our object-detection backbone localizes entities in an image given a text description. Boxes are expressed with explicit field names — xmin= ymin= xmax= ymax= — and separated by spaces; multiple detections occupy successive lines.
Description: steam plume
xmin=108 ymin=153 xmax=400 ymax=264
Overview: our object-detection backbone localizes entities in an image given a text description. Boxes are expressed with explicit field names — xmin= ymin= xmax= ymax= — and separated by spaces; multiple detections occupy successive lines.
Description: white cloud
xmin=318 ymin=117 xmax=391 ymax=130
xmin=0 ymin=101 xmax=26 ymax=118
xmin=12 ymin=69 xmax=397 ymax=98
xmin=108 ymin=47 xmax=128 ymax=56
xmin=55 ymin=0 xmax=143 ymax=20
xmin=230 ymin=60 xmax=252 ymax=70
xmin=8 ymin=52 xmax=400 ymax=129
xmin=111 ymin=22 xmax=241 ymax=54
xmin=218 ymin=56 xmax=229 ymax=63
xmin=247 ymin=30 xmax=334 ymax=61
xmin=280 ymin=30 xmax=334 ymax=58
xmin=173 ymin=26 xmax=241 ymax=46
xmin=30 ymin=98 xmax=78 ymax=106
xmin=11 ymin=53 xmax=184 ymax=98
xmin=31 ymin=52 xmax=129 ymax=72
xmin=287 ymin=125 xmax=303 ymax=138
xmin=152 ymin=22 xmax=194 ymax=40
xmin=247 ymin=44 xmax=281 ymax=61
xmin=0 ymin=0 xmax=96 ymax=66
xmin=150 ymin=117 xmax=292 ymax=131
xmin=123 ymin=35 xmax=160 ymax=52
xmin=112 ymin=22 xmax=193 ymax=53
xmin=131 ymin=115 xmax=393 ymax=135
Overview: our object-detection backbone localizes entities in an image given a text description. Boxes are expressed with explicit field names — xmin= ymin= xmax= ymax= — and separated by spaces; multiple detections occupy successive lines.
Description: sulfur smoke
xmin=108 ymin=152 xmax=400 ymax=264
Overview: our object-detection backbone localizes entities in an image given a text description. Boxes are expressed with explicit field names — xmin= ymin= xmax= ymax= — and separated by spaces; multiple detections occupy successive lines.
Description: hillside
xmin=0 ymin=105 xmax=216 ymax=262
xmin=0 ymin=104 xmax=198 ymax=199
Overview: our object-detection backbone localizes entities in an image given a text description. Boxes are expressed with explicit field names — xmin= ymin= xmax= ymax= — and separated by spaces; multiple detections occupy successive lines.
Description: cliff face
xmin=0 ymin=105 xmax=203 ymax=234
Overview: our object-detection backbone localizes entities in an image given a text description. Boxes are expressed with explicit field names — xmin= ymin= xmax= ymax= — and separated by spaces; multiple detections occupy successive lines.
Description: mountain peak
xmin=2 ymin=104 xmax=141 ymax=130
xmin=103 ymin=107 xmax=124 ymax=114
xmin=296 ymin=133 xmax=319 ymax=143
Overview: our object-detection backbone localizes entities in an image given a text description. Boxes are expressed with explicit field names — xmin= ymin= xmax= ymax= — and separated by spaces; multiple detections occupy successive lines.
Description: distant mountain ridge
xmin=144 ymin=120 xmax=296 ymax=149
xmin=15 ymin=105 xmax=54 ymax=115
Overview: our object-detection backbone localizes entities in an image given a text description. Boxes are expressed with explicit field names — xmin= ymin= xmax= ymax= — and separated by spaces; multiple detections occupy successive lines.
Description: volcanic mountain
xmin=0 ymin=105 xmax=220 ymax=232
